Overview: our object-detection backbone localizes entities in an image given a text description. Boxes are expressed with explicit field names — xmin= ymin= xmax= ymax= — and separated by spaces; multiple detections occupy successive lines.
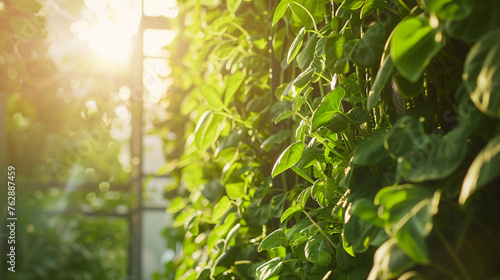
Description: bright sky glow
xmin=76 ymin=0 xmax=142 ymax=64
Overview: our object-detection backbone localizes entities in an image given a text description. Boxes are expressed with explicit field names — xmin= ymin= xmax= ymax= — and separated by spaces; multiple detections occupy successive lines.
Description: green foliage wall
xmin=164 ymin=0 xmax=500 ymax=279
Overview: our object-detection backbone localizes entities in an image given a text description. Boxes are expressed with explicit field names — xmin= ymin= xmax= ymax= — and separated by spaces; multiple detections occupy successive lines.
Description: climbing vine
xmin=162 ymin=0 xmax=500 ymax=279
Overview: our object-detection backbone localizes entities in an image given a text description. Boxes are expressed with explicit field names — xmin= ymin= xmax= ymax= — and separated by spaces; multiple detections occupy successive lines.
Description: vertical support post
xmin=129 ymin=19 xmax=144 ymax=280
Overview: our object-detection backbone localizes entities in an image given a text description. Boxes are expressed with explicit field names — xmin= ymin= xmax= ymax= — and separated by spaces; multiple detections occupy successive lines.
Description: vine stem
xmin=302 ymin=210 xmax=336 ymax=253
xmin=436 ymin=228 xmax=472 ymax=280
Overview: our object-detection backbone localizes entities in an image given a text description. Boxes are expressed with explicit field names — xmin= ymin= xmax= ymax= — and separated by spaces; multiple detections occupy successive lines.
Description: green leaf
xmin=390 ymin=16 xmax=446 ymax=83
xmin=272 ymin=141 xmax=305 ymax=177
xmin=212 ymin=196 xmax=231 ymax=222
xmin=261 ymin=130 xmax=292 ymax=151
xmin=367 ymin=55 xmax=394 ymax=110
xmin=460 ymin=134 xmax=500 ymax=204
xmin=325 ymin=113 xmax=350 ymax=133
xmin=375 ymin=185 xmax=441 ymax=263
xmin=256 ymin=257 xmax=283 ymax=280
xmin=424 ymin=0 xmax=473 ymax=20
xmin=194 ymin=111 xmax=224 ymax=151
xmin=362 ymin=0 xmax=386 ymax=18
xmin=394 ymin=73 xmax=423 ymax=98
xmin=398 ymin=125 xmax=470 ymax=182
xmin=369 ymin=239 xmax=416 ymax=280
xmin=384 ymin=116 xmax=431 ymax=158
xmin=258 ymin=229 xmax=289 ymax=252
xmin=225 ymin=182 xmax=246 ymax=199
xmin=292 ymin=87 xmax=312 ymax=112
xmin=311 ymin=179 xmax=336 ymax=207
xmin=340 ymin=0 xmax=365 ymax=10
xmin=293 ymin=68 xmax=315 ymax=88
xmin=305 ymin=234 xmax=332 ymax=266
xmin=311 ymin=87 xmax=346 ymax=131
xmin=350 ymin=19 xmax=395 ymax=68
xmin=273 ymin=28 xmax=286 ymax=61
xmin=288 ymin=0 xmax=325 ymax=30
xmin=224 ymin=71 xmax=244 ymax=105
xmin=247 ymin=201 xmax=272 ymax=226
xmin=288 ymin=27 xmax=306 ymax=64
xmin=445 ymin=0 xmax=500 ymax=43
xmin=297 ymin=186 xmax=312 ymax=208
xmin=202 ymin=84 xmax=225 ymax=109
xmin=281 ymin=205 xmax=303 ymax=223
xmin=215 ymin=128 xmax=246 ymax=157
xmin=273 ymin=1 xmax=289 ymax=26
xmin=167 ymin=197 xmax=186 ymax=214
xmin=315 ymin=36 xmax=328 ymax=57
xmin=275 ymin=110 xmax=294 ymax=124
xmin=352 ymin=132 xmax=388 ymax=166
xmin=463 ymin=29 xmax=500 ymax=118
xmin=325 ymin=34 xmax=349 ymax=74
xmin=344 ymin=213 xmax=380 ymax=253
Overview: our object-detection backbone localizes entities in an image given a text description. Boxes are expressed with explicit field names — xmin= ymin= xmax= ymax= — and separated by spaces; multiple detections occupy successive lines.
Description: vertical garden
xmin=164 ymin=0 xmax=500 ymax=279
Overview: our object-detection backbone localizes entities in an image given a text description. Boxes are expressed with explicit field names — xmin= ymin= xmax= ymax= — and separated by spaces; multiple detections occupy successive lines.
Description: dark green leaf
xmin=352 ymin=132 xmax=388 ymax=166
xmin=369 ymin=239 xmax=416 ymax=279
xmin=350 ymin=20 xmax=394 ymax=68
xmin=384 ymin=116 xmax=430 ymax=158
xmin=261 ymin=130 xmax=292 ymax=151
xmin=445 ymin=0 xmax=500 ymax=43
xmin=463 ymin=29 xmax=500 ymax=118
xmin=460 ymin=134 xmax=500 ymax=204
xmin=375 ymin=185 xmax=441 ymax=263
xmin=256 ymin=257 xmax=283 ymax=280
xmin=398 ymin=124 xmax=470 ymax=182
xmin=424 ymin=0 xmax=473 ymax=20
xmin=367 ymin=55 xmax=394 ymax=110
xmin=259 ymin=229 xmax=289 ymax=251
xmin=305 ymin=234 xmax=332 ymax=266
xmin=394 ymin=73 xmax=423 ymax=98
xmin=326 ymin=34 xmax=349 ymax=74
xmin=362 ymin=0 xmax=387 ymax=19
xmin=272 ymin=141 xmax=305 ymax=177
xmin=315 ymin=36 xmax=328 ymax=57
xmin=390 ymin=17 xmax=446 ymax=82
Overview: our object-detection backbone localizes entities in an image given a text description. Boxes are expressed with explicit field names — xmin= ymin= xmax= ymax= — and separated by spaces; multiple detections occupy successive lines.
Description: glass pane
xmin=142 ymin=134 xmax=167 ymax=175
xmin=143 ymin=0 xmax=179 ymax=18
xmin=143 ymin=58 xmax=171 ymax=106
xmin=143 ymin=28 xmax=176 ymax=58
xmin=141 ymin=211 xmax=175 ymax=279
xmin=143 ymin=177 xmax=172 ymax=207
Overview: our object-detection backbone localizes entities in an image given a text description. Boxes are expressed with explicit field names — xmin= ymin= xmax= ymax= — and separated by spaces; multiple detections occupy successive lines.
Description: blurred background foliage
xmin=1 ymin=0 xmax=133 ymax=279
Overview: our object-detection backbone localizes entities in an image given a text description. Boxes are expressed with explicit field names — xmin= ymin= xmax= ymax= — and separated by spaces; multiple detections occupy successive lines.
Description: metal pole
xmin=129 ymin=18 xmax=144 ymax=280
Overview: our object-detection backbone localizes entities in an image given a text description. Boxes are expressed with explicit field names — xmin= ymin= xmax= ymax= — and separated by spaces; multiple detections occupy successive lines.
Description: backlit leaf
xmin=311 ymin=87 xmax=345 ymax=131
xmin=272 ymin=141 xmax=305 ymax=177
xmin=391 ymin=16 xmax=446 ymax=82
